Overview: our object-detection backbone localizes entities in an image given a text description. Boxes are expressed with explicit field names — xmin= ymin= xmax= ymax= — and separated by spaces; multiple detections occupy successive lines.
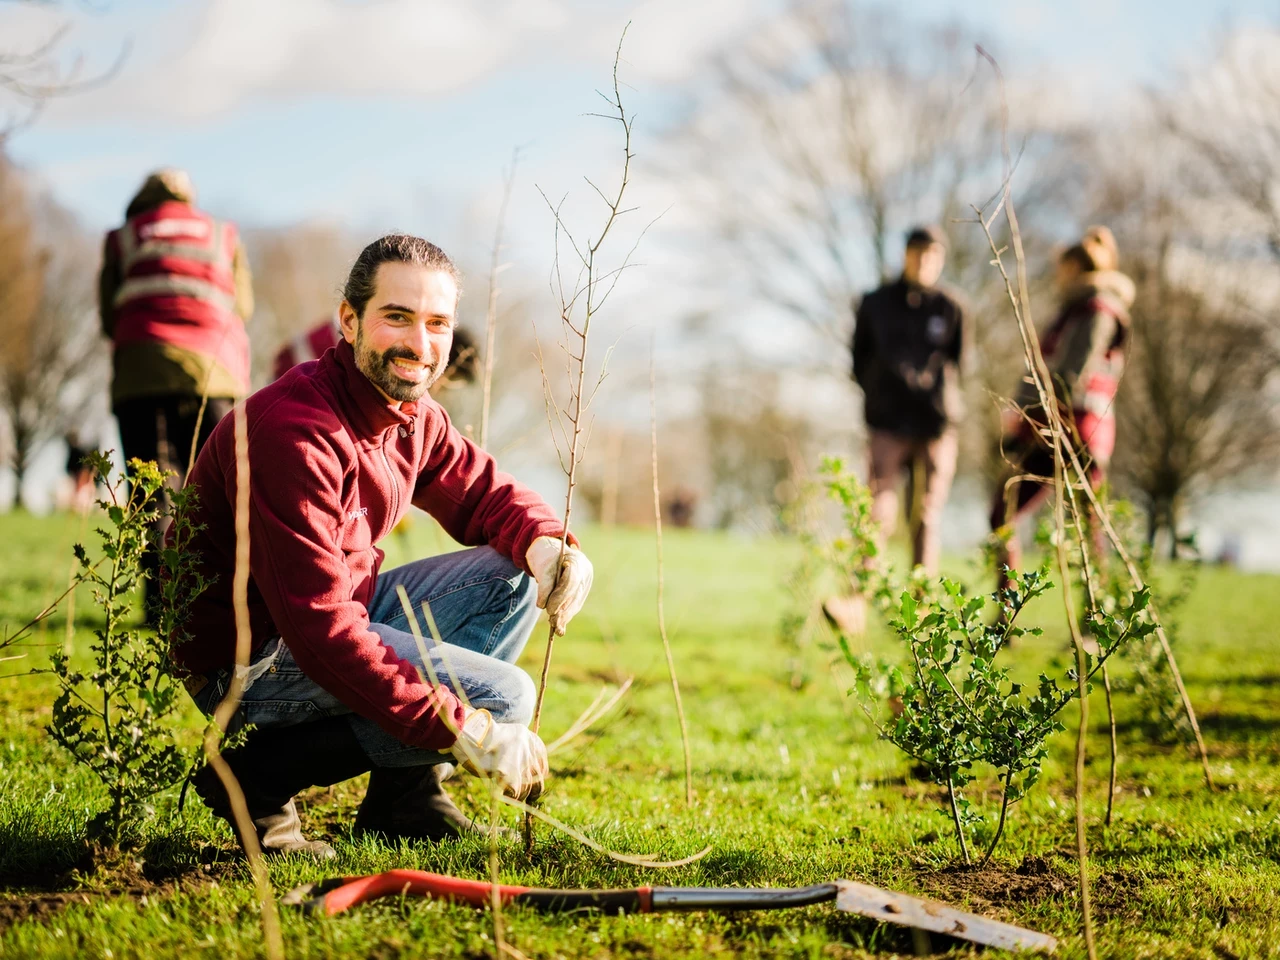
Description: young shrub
xmin=47 ymin=454 xmax=208 ymax=845
xmin=821 ymin=460 xmax=1157 ymax=864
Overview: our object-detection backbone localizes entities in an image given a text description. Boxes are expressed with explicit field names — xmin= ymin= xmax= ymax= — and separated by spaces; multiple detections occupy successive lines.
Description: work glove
xmin=448 ymin=707 xmax=548 ymax=802
xmin=526 ymin=536 xmax=593 ymax=636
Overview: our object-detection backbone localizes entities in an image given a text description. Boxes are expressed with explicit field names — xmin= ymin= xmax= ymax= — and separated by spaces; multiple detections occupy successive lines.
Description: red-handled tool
xmin=281 ymin=870 xmax=1058 ymax=953
xmin=281 ymin=870 xmax=838 ymax=917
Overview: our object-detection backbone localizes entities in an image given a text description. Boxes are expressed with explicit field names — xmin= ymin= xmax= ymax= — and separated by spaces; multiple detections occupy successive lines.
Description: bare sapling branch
xmin=525 ymin=24 xmax=642 ymax=851
xmin=1065 ymin=479 xmax=1120 ymax=826
xmin=480 ymin=148 xmax=520 ymax=452
xmin=201 ymin=402 xmax=284 ymax=960
xmin=529 ymin=25 xmax=637 ymax=734
xmin=651 ymin=340 xmax=693 ymax=806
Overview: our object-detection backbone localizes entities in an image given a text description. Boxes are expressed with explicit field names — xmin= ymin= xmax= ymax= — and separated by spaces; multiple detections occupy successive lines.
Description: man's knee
xmin=476 ymin=664 xmax=536 ymax=727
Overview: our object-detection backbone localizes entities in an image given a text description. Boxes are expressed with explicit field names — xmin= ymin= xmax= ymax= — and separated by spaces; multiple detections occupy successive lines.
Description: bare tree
xmin=663 ymin=1 xmax=1013 ymax=364
xmin=1114 ymin=252 xmax=1280 ymax=551
xmin=0 ymin=0 xmax=128 ymax=140
xmin=1059 ymin=113 xmax=1280 ymax=550
xmin=699 ymin=364 xmax=819 ymax=532
xmin=1160 ymin=26 xmax=1280 ymax=261
xmin=0 ymin=152 xmax=106 ymax=507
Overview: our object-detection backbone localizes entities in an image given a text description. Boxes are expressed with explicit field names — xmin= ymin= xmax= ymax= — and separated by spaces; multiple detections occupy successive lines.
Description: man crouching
xmin=174 ymin=235 xmax=593 ymax=857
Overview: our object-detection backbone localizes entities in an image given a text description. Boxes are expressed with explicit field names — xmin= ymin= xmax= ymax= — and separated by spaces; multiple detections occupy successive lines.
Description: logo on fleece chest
xmin=346 ymin=438 xmax=417 ymax=540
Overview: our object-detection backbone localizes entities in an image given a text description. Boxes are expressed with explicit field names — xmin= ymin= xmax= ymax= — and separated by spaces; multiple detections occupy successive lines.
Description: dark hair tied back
xmin=343 ymin=235 xmax=461 ymax=317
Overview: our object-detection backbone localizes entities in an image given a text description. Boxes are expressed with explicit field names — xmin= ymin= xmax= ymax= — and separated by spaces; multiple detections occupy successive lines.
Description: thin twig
xmin=1 ymin=554 xmax=105 ymax=653
xmin=1102 ymin=665 xmax=1118 ymax=827
xmin=651 ymin=341 xmax=693 ymax=807
xmin=1055 ymin=458 xmax=1097 ymax=960
xmin=499 ymin=796 xmax=711 ymax=868
xmin=975 ymin=45 xmax=1094 ymax=959
xmin=980 ymin=768 xmax=1015 ymax=868
xmin=480 ymin=149 xmax=520 ymax=452
xmin=946 ymin=771 xmax=971 ymax=865
xmin=546 ymin=678 xmax=633 ymax=755
xmin=392 ymin=591 xmax=513 ymax=959
xmin=488 ymin=786 xmax=506 ymax=960
xmin=184 ymin=323 xmax=235 ymax=484
xmin=1066 ymin=483 xmax=1119 ymax=826
xmin=527 ymin=24 xmax=637 ymax=849
xmin=202 ymin=401 xmax=284 ymax=960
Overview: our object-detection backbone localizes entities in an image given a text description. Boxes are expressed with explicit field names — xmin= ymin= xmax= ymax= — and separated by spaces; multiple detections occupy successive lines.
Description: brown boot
xmin=354 ymin=764 xmax=513 ymax=844
xmin=194 ymin=716 xmax=371 ymax=858
xmin=254 ymin=799 xmax=338 ymax=859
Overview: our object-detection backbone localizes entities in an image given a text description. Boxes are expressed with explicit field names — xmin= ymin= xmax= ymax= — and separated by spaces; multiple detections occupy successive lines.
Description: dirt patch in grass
xmin=917 ymin=854 xmax=1161 ymax=928
xmin=914 ymin=854 xmax=1071 ymax=915
xmin=0 ymin=842 xmax=233 ymax=933
xmin=0 ymin=890 xmax=98 ymax=930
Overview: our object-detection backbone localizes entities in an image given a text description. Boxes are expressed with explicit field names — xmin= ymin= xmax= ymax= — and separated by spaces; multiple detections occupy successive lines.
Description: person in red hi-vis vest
xmin=989 ymin=225 xmax=1135 ymax=597
xmin=98 ymin=168 xmax=254 ymax=610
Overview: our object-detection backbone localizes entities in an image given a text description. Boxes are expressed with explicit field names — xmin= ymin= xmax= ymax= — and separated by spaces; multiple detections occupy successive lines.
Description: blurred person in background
xmin=271 ymin=309 xmax=341 ymax=382
xmin=989 ymin=226 xmax=1134 ymax=594
xmin=826 ymin=225 xmax=966 ymax=632
xmin=61 ymin=431 xmax=97 ymax=513
xmin=98 ymin=168 xmax=253 ymax=608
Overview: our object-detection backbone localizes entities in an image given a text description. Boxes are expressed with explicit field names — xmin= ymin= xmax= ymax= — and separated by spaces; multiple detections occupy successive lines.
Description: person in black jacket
xmin=852 ymin=225 xmax=965 ymax=572
xmin=826 ymin=226 xmax=966 ymax=633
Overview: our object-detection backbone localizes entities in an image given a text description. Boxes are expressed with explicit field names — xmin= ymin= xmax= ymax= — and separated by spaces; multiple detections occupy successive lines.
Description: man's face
xmin=339 ymin=262 xmax=457 ymax=404
xmin=903 ymin=242 xmax=946 ymax=288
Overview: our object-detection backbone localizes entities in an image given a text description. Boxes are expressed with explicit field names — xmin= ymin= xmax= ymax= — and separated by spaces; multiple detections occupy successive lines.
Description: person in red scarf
xmin=989 ymin=226 xmax=1135 ymax=593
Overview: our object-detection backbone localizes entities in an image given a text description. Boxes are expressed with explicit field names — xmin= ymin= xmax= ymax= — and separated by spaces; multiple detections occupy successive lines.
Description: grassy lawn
xmin=0 ymin=509 xmax=1277 ymax=958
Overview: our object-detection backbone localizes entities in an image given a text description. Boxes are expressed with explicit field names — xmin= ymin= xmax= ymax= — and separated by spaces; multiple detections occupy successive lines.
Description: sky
xmin=3 ymin=0 xmax=1275 ymax=249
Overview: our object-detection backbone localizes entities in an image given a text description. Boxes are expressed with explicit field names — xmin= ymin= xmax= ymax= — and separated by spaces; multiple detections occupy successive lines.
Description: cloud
xmin=165 ymin=0 xmax=572 ymax=113
xmin=586 ymin=0 xmax=767 ymax=83
xmin=13 ymin=0 xmax=576 ymax=122
xmin=3 ymin=0 xmax=767 ymax=125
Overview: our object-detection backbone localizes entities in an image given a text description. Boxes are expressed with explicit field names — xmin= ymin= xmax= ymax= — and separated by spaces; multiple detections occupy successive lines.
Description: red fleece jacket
xmin=174 ymin=340 xmax=566 ymax=750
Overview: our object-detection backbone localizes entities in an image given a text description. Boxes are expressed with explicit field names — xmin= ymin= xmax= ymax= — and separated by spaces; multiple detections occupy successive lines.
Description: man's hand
xmin=526 ymin=536 xmax=593 ymax=636
xmin=449 ymin=708 xmax=548 ymax=801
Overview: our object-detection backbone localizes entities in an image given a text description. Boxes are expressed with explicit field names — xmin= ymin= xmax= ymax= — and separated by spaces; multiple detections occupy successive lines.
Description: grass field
xmin=1 ymin=509 xmax=1278 ymax=959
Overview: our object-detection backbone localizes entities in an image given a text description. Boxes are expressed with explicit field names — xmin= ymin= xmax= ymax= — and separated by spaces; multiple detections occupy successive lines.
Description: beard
xmin=354 ymin=325 xmax=444 ymax=402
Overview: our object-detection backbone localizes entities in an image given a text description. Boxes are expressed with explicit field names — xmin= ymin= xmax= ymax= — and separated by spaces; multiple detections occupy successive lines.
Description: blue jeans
xmin=192 ymin=546 xmax=540 ymax=768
